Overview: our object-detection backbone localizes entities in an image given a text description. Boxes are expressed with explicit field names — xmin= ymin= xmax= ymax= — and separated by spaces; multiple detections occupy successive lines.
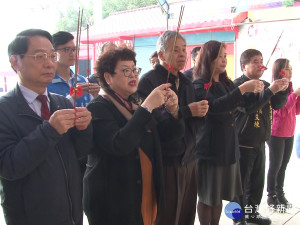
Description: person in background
xmin=266 ymin=58 xmax=300 ymax=210
xmin=89 ymin=42 xmax=117 ymax=84
xmin=149 ymin=51 xmax=159 ymax=69
xmin=183 ymin=46 xmax=201 ymax=81
xmin=101 ymin=41 xmax=117 ymax=54
xmin=138 ymin=31 xmax=209 ymax=225
xmin=233 ymin=49 xmax=289 ymax=225
xmin=0 ymin=28 xmax=92 ymax=225
xmin=83 ymin=47 xmax=185 ymax=225
xmin=47 ymin=31 xmax=100 ymax=106
xmin=193 ymin=40 xmax=264 ymax=225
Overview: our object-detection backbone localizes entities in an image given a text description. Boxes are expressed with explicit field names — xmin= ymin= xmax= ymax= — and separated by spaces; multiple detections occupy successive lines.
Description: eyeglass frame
xmin=120 ymin=67 xmax=142 ymax=77
xmin=56 ymin=47 xmax=77 ymax=54
xmin=20 ymin=52 xmax=58 ymax=63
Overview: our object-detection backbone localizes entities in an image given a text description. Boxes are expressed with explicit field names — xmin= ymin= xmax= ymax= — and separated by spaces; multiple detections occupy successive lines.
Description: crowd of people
xmin=0 ymin=27 xmax=297 ymax=225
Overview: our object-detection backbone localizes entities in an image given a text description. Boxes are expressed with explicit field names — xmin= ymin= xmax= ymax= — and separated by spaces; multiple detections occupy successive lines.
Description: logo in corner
xmin=224 ymin=202 xmax=243 ymax=220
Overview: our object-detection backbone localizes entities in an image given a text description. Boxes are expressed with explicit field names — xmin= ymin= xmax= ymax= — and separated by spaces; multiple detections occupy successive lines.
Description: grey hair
xmin=156 ymin=31 xmax=186 ymax=54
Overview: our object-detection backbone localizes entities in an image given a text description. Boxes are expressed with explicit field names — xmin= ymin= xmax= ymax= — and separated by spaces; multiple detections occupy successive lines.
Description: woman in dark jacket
xmin=83 ymin=47 xmax=184 ymax=225
xmin=193 ymin=41 xmax=264 ymax=225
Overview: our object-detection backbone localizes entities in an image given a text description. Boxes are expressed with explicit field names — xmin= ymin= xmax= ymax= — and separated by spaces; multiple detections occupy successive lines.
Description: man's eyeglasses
xmin=121 ymin=67 xmax=142 ymax=77
xmin=21 ymin=52 xmax=57 ymax=63
xmin=56 ymin=47 xmax=77 ymax=54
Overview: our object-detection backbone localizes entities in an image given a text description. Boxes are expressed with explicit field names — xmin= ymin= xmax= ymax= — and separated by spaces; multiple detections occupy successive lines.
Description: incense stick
xmin=73 ymin=8 xmax=83 ymax=108
xmin=265 ymin=29 xmax=284 ymax=68
xmin=87 ymin=24 xmax=90 ymax=80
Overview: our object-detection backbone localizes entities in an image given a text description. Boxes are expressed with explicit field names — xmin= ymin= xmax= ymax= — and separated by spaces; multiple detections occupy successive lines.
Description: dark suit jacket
xmin=193 ymin=79 xmax=245 ymax=166
xmin=0 ymin=85 xmax=93 ymax=225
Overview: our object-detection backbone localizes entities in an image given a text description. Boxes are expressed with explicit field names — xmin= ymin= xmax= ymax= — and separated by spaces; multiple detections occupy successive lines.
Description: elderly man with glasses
xmin=0 ymin=28 xmax=93 ymax=225
xmin=47 ymin=31 xmax=100 ymax=107
xmin=137 ymin=31 xmax=209 ymax=225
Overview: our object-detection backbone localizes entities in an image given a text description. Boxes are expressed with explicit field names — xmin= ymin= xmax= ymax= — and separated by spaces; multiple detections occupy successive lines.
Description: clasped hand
xmin=73 ymin=83 xmax=101 ymax=99
xmin=49 ymin=107 xmax=92 ymax=134
xmin=141 ymin=83 xmax=178 ymax=113
xmin=269 ymin=78 xmax=289 ymax=94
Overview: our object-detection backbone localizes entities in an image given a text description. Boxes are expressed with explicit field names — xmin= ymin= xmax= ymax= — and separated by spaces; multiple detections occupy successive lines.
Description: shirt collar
xmin=18 ymin=82 xmax=49 ymax=104
xmin=54 ymin=69 xmax=75 ymax=82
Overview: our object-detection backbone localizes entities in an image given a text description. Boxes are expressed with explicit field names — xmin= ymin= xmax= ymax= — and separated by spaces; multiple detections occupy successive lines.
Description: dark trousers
xmin=154 ymin=161 xmax=197 ymax=225
xmin=267 ymin=135 xmax=294 ymax=197
xmin=235 ymin=143 xmax=266 ymax=215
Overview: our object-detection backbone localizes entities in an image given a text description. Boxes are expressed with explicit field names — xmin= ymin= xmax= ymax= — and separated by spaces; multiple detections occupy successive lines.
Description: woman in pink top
xmin=267 ymin=58 xmax=300 ymax=209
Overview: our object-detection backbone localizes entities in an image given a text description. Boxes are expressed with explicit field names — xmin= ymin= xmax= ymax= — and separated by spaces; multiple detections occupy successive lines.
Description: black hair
xmin=8 ymin=29 xmax=52 ymax=58
xmin=52 ymin=31 xmax=74 ymax=50
xmin=191 ymin=46 xmax=201 ymax=59
xmin=194 ymin=40 xmax=232 ymax=87
xmin=149 ymin=51 xmax=158 ymax=60
xmin=240 ymin=49 xmax=262 ymax=71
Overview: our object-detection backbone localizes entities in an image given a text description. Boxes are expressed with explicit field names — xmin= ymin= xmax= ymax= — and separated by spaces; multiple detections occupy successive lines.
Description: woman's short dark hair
xmin=52 ymin=31 xmax=74 ymax=49
xmin=272 ymin=58 xmax=289 ymax=81
xmin=240 ymin=49 xmax=262 ymax=71
xmin=8 ymin=29 xmax=52 ymax=58
xmin=193 ymin=40 xmax=232 ymax=87
xmin=96 ymin=47 xmax=137 ymax=88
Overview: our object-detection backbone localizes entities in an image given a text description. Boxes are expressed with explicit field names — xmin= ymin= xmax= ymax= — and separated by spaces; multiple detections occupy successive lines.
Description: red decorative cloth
xmin=204 ymin=82 xmax=212 ymax=90
xmin=168 ymin=65 xmax=174 ymax=72
xmin=260 ymin=65 xmax=267 ymax=70
xmin=69 ymin=86 xmax=83 ymax=97
xmin=279 ymin=69 xmax=286 ymax=77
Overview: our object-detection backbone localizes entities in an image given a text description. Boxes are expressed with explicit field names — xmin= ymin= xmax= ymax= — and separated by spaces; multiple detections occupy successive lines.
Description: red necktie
xmin=36 ymin=95 xmax=50 ymax=120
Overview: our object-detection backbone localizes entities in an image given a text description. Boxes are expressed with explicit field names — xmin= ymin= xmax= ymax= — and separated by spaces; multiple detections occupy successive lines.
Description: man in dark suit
xmin=0 ymin=29 xmax=93 ymax=225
